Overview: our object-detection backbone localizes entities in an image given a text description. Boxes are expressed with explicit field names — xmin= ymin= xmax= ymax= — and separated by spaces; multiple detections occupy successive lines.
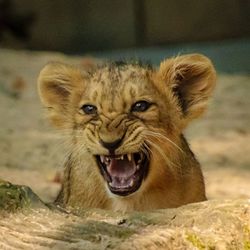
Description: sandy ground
xmin=0 ymin=48 xmax=250 ymax=203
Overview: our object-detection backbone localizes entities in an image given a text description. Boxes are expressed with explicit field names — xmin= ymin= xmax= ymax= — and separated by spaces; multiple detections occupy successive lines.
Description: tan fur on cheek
xmin=65 ymin=153 xmax=112 ymax=209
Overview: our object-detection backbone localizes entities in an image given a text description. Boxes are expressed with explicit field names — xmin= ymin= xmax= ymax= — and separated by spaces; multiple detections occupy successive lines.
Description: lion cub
xmin=38 ymin=54 xmax=216 ymax=212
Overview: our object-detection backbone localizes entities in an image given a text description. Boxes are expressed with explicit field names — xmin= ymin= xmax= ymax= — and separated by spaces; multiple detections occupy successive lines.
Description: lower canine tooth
xmin=136 ymin=165 xmax=140 ymax=170
xmin=129 ymin=179 xmax=134 ymax=187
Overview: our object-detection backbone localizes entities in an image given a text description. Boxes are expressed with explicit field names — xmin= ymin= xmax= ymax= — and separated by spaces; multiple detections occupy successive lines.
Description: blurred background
xmin=0 ymin=0 xmax=250 ymax=202
xmin=1 ymin=0 xmax=250 ymax=72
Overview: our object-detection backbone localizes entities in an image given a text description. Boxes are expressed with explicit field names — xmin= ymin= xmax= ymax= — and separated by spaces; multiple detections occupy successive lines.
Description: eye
xmin=81 ymin=104 xmax=98 ymax=115
xmin=131 ymin=100 xmax=151 ymax=112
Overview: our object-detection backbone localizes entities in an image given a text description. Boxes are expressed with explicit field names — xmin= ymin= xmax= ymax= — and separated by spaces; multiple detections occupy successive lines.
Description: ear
xmin=37 ymin=62 xmax=83 ymax=128
xmin=158 ymin=54 xmax=216 ymax=121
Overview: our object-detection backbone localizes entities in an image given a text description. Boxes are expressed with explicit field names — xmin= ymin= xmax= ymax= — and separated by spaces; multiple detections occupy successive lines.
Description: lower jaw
xmin=108 ymin=188 xmax=138 ymax=197
xmin=109 ymin=190 xmax=135 ymax=197
xmin=107 ymin=181 xmax=143 ymax=197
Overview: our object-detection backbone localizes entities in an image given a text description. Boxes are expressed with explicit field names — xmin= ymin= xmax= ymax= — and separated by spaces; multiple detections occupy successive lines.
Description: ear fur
xmin=37 ymin=62 xmax=83 ymax=127
xmin=158 ymin=54 xmax=216 ymax=121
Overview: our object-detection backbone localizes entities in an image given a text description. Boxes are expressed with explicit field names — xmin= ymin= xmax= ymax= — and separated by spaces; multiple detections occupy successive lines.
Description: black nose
xmin=100 ymin=138 xmax=123 ymax=153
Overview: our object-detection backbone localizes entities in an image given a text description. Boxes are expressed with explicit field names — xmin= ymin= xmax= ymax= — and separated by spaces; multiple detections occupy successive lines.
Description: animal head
xmin=38 ymin=54 xmax=216 ymax=197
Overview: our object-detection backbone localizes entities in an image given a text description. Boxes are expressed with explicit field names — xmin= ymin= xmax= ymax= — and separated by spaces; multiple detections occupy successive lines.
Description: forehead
xmin=84 ymin=64 xmax=154 ymax=100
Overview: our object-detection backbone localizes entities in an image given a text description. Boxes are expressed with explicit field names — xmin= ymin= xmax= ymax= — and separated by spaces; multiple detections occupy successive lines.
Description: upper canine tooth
xmin=127 ymin=153 xmax=132 ymax=161
xmin=140 ymin=152 xmax=143 ymax=159
xmin=100 ymin=155 xmax=105 ymax=163
xmin=120 ymin=155 xmax=124 ymax=160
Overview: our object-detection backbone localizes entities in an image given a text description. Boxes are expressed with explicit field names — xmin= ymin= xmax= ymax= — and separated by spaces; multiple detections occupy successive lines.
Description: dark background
xmin=1 ymin=0 xmax=250 ymax=72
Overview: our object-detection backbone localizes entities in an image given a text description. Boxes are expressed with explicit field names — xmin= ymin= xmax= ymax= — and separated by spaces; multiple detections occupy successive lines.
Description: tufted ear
xmin=37 ymin=62 xmax=84 ymax=127
xmin=158 ymin=54 xmax=216 ymax=121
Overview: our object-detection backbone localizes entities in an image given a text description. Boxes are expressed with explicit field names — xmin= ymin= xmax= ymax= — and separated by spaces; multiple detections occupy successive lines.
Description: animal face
xmin=38 ymin=54 xmax=216 ymax=197
xmin=76 ymin=65 xmax=156 ymax=196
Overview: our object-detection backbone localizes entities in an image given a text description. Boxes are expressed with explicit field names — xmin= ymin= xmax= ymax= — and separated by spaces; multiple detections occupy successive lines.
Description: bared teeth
xmin=100 ymin=155 xmax=105 ymax=163
xmin=129 ymin=179 xmax=134 ymax=187
xmin=136 ymin=165 xmax=140 ymax=170
xmin=127 ymin=153 xmax=132 ymax=161
xmin=139 ymin=152 xmax=143 ymax=163
xmin=105 ymin=156 xmax=111 ymax=164
xmin=99 ymin=152 xmax=142 ymax=164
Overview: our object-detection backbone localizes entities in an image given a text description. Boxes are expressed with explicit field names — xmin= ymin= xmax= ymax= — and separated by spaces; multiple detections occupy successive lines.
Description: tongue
xmin=107 ymin=158 xmax=136 ymax=179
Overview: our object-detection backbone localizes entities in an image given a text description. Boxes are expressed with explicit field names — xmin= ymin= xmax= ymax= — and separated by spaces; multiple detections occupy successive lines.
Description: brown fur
xmin=38 ymin=54 xmax=216 ymax=212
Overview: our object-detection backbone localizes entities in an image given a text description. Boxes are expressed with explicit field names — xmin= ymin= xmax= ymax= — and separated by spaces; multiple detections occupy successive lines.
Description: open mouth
xmin=95 ymin=152 xmax=149 ymax=196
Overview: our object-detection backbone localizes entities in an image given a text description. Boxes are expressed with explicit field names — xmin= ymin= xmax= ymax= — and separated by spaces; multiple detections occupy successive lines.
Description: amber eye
xmin=131 ymin=101 xmax=151 ymax=112
xmin=81 ymin=104 xmax=97 ymax=115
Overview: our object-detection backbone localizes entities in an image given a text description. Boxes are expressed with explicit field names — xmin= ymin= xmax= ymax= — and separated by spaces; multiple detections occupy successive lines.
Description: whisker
xmin=141 ymin=142 xmax=152 ymax=161
xmin=143 ymin=131 xmax=184 ymax=154
xmin=146 ymin=138 xmax=180 ymax=172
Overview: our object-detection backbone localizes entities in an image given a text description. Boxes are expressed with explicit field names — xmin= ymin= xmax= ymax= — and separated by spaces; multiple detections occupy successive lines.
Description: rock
xmin=0 ymin=179 xmax=48 ymax=211
xmin=0 ymin=180 xmax=250 ymax=249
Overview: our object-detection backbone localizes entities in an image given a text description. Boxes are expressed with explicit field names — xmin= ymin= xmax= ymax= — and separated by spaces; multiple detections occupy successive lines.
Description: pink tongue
xmin=107 ymin=158 xmax=136 ymax=179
